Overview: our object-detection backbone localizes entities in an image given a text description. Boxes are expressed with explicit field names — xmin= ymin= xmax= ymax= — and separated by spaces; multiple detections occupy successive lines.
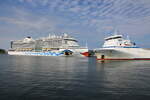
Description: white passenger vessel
xmin=95 ymin=32 xmax=150 ymax=60
xmin=8 ymin=33 xmax=89 ymax=57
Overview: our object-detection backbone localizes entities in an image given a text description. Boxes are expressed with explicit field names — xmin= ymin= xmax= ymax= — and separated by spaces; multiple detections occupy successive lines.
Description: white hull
xmin=95 ymin=48 xmax=150 ymax=60
xmin=8 ymin=51 xmax=63 ymax=56
xmin=8 ymin=48 xmax=88 ymax=57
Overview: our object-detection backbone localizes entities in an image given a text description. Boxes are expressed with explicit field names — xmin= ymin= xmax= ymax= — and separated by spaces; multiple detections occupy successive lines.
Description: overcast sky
xmin=0 ymin=0 xmax=150 ymax=49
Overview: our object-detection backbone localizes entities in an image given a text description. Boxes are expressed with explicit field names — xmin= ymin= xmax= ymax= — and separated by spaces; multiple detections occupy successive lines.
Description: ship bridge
xmin=105 ymin=35 xmax=123 ymax=41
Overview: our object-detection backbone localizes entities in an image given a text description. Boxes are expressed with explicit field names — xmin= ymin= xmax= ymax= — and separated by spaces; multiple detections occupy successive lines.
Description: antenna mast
xmin=85 ymin=41 xmax=88 ymax=48
xmin=114 ymin=29 xmax=119 ymax=35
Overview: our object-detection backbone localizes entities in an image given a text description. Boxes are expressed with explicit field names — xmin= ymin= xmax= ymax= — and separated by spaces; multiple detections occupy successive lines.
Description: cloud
xmin=0 ymin=7 xmax=60 ymax=34
xmin=17 ymin=0 xmax=150 ymax=25
xmin=1 ymin=0 xmax=150 ymax=49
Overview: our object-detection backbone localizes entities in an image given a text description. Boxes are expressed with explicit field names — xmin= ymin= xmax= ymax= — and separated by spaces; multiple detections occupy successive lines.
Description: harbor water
xmin=0 ymin=55 xmax=150 ymax=100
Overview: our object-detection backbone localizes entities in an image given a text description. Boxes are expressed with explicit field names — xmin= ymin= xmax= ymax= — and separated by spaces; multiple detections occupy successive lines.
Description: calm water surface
xmin=0 ymin=54 xmax=150 ymax=100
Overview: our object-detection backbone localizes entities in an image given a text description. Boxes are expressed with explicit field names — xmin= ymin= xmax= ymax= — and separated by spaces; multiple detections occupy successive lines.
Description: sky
xmin=0 ymin=0 xmax=150 ymax=49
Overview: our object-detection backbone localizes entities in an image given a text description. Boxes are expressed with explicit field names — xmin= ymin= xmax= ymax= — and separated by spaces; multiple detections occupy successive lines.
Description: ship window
xmin=118 ymin=39 xmax=122 ymax=41
xmin=105 ymin=37 xmax=122 ymax=41
xmin=64 ymin=39 xmax=78 ymax=42
xmin=101 ymin=55 xmax=105 ymax=59
xmin=65 ymin=41 xmax=67 ymax=44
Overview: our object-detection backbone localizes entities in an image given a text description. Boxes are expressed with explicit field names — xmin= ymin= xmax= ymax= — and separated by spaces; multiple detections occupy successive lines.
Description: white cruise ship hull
xmin=8 ymin=48 xmax=89 ymax=57
xmin=8 ymin=51 xmax=64 ymax=56
xmin=95 ymin=48 xmax=150 ymax=60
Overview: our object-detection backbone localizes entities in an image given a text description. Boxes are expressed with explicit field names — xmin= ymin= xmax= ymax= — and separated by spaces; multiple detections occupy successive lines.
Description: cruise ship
xmin=95 ymin=32 xmax=150 ymax=60
xmin=8 ymin=33 xmax=89 ymax=57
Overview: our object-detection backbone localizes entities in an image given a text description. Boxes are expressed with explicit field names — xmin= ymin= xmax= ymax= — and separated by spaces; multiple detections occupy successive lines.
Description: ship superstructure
xmin=95 ymin=32 xmax=150 ymax=60
xmin=8 ymin=33 xmax=89 ymax=56
xmin=102 ymin=34 xmax=137 ymax=48
xmin=11 ymin=36 xmax=35 ymax=51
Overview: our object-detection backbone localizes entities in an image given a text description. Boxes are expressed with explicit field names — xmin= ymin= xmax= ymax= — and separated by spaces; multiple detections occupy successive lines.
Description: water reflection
xmin=94 ymin=60 xmax=150 ymax=96
xmin=0 ymin=55 xmax=150 ymax=100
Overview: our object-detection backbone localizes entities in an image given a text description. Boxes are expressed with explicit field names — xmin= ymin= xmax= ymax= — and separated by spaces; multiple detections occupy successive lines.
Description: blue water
xmin=0 ymin=54 xmax=150 ymax=100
